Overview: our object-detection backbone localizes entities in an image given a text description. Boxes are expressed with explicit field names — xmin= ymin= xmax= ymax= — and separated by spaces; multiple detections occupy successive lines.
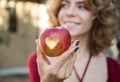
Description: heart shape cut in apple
xmin=45 ymin=37 xmax=59 ymax=49
xmin=39 ymin=27 xmax=71 ymax=57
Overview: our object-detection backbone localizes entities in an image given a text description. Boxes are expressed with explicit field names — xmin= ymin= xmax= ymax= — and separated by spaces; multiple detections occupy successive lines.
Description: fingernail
xmin=72 ymin=40 xmax=74 ymax=43
xmin=75 ymin=40 xmax=80 ymax=46
xmin=74 ymin=47 xmax=79 ymax=52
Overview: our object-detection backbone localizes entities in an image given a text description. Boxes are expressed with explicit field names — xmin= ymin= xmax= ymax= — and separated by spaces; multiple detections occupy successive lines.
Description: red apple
xmin=39 ymin=27 xmax=71 ymax=57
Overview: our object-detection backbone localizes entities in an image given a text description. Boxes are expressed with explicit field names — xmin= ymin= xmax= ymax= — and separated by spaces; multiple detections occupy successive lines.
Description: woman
xmin=28 ymin=0 xmax=120 ymax=82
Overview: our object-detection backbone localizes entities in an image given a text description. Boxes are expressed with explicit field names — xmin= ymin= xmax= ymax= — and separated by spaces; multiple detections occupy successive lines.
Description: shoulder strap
xmin=106 ymin=57 xmax=120 ymax=82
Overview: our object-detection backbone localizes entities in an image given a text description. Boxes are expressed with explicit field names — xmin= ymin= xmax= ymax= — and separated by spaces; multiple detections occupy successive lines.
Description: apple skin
xmin=39 ymin=27 xmax=71 ymax=57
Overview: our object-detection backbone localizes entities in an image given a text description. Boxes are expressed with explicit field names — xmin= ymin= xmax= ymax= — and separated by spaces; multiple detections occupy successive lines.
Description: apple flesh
xmin=39 ymin=27 xmax=71 ymax=57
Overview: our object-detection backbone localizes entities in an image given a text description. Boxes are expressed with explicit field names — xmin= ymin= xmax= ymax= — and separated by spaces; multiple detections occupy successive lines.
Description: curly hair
xmin=46 ymin=0 xmax=120 ymax=55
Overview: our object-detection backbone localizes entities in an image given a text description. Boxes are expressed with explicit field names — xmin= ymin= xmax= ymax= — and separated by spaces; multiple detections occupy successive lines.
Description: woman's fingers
xmin=54 ymin=40 xmax=79 ymax=66
xmin=49 ymin=40 xmax=79 ymax=77
xmin=36 ymin=39 xmax=49 ymax=67
xmin=56 ymin=48 xmax=77 ymax=79
xmin=66 ymin=52 xmax=77 ymax=78
xmin=57 ymin=58 xmax=70 ymax=79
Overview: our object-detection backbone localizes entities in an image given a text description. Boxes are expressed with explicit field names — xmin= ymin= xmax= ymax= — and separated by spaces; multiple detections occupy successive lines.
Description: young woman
xmin=28 ymin=0 xmax=120 ymax=82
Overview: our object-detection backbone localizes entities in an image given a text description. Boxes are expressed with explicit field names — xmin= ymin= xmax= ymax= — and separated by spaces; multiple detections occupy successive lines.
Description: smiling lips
xmin=64 ymin=21 xmax=80 ymax=24
xmin=63 ymin=21 xmax=80 ymax=28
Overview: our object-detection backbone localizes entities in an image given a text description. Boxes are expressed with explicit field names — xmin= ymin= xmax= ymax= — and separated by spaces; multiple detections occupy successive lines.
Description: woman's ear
xmin=92 ymin=14 xmax=97 ymax=20
xmin=92 ymin=12 xmax=97 ymax=20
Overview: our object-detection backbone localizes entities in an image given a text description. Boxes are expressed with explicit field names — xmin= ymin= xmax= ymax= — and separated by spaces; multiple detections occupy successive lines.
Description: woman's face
xmin=58 ymin=0 xmax=96 ymax=37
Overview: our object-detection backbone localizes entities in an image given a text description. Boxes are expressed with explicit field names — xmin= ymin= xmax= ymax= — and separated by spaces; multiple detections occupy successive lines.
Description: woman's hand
xmin=36 ymin=39 xmax=79 ymax=82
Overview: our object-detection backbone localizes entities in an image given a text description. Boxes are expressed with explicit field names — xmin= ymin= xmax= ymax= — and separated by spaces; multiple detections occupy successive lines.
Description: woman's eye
xmin=61 ymin=3 xmax=68 ymax=8
xmin=78 ymin=5 xmax=86 ymax=10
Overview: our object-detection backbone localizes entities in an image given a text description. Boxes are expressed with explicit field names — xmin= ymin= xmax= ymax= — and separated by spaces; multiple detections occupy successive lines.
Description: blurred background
xmin=0 ymin=0 xmax=120 ymax=82
xmin=0 ymin=0 xmax=49 ymax=82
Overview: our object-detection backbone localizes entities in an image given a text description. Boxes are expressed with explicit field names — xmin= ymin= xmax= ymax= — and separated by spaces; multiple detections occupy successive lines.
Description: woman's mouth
xmin=63 ymin=21 xmax=80 ymax=28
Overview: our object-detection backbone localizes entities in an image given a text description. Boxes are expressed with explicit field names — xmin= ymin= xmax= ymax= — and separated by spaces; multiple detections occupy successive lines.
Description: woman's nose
xmin=66 ymin=6 xmax=76 ymax=17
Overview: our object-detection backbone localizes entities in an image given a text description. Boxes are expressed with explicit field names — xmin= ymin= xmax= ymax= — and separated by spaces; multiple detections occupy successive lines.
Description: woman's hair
xmin=46 ymin=0 xmax=120 ymax=55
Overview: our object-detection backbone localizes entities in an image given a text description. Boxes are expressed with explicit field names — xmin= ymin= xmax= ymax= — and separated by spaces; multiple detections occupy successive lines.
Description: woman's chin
xmin=69 ymin=32 xmax=79 ymax=38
